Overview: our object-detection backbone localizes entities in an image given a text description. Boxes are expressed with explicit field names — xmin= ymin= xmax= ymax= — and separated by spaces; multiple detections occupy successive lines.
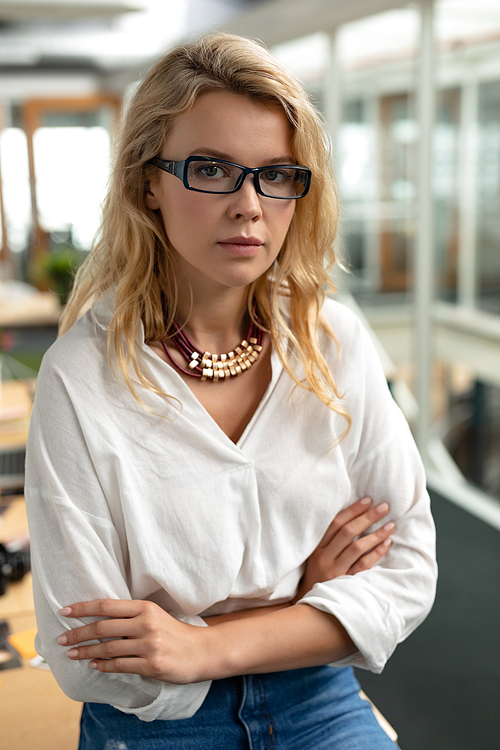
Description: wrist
xmin=200 ymin=619 xmax=238 ymax=681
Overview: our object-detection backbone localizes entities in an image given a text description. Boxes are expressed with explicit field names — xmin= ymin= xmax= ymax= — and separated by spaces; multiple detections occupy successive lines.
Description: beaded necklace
xmin=161 ymin=313 xmax=263 ymax=382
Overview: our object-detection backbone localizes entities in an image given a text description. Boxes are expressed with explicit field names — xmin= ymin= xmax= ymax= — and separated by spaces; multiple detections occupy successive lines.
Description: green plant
xmin=30 ymin=246 xmax=86 ymax=305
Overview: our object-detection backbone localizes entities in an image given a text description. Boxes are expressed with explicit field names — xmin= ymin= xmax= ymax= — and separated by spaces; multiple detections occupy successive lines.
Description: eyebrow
xmin=189 ymin=148 xmax=296 ymax=165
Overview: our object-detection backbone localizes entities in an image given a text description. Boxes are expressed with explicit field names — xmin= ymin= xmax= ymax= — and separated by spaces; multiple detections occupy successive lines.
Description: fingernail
xmin=383 ymin=538 xmax=393 ymax=547
xmin=57 ymin=634 xmax=68 ymax=645
xmin=60 ymin=607 xmax=72 ymax=616
xmin=383 ymin=521 xmax=396 ymax=531
xmin=376 ymin=503 xmax=389 ymax=514
xmin=89 ymin=661 xmax=97 ymax=669
xmin=66 ymin=649 xmax=78 ymax=658
xmin=360 ymin=497 xmax=371 ymax=506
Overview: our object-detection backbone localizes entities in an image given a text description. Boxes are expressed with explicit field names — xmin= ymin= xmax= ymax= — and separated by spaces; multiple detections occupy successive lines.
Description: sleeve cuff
xmin=112 ymin=679 xmax=212 ymax=722
xmin=175 ymin=613 xmax=209 ymax=628
xmin=297 ymin=578 xmax=404 ymax=673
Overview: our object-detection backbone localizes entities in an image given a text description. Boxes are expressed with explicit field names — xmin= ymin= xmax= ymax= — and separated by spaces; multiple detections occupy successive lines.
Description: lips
xmin=219 ymin=236 xmax=263 ymax=246
xmin=217 ymin=236 xmax=263 ymax=257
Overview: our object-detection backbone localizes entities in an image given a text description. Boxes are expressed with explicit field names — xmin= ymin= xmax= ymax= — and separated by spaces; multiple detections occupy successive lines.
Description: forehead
xmin=162 ymin=90 xmax=294 ymax=164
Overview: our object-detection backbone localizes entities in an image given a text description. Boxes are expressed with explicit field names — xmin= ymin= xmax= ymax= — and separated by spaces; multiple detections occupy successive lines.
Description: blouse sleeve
xmin=25 ymin=351 xmax=211 ymax=721
xmin=297 ymin=306 xmax=438 ymax=673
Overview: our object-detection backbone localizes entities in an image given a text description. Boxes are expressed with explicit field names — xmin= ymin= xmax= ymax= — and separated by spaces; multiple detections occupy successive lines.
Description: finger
xmin=348 ymin=538 xmax=393 ymax=575
xmin=65 ymin=637 xmax=141 ymax=662
xmin=319 ymin=497 xmax=373 ymax=547
xmin=323 ymin=503 xmax=390 ymax=559
xmin=321 ymin=500 xmax=391 ymax=549
xmin=57 ymin=617 xmax=138 ymax=647
xmin=59 ymin=599 xmax=141 ymax=620
xmin=334 ymin=521 xmax=395 ymax=571
xmin=88 ymin=657 xmax=150 ymax=676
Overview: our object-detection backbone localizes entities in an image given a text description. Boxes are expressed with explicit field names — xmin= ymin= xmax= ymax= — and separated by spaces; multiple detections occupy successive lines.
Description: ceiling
xmin=0 ymin=0 xmax=499 ymax=101
xmin=0 ymin=1 xmax=141 ymax=23
xmin=0 ymin=0 xmax=255 ymax=75
xmin=226 ymin=0 xmax=500 ymax=49
xmin=226 ymin=0 xmax=409 ymax=48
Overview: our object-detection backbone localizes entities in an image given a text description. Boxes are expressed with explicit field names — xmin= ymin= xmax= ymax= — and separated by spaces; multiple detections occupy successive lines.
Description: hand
xmin=294 ymin=497 xmax=395 ymax=601
xmin=56 ymin=599 xmax=213 ymax=684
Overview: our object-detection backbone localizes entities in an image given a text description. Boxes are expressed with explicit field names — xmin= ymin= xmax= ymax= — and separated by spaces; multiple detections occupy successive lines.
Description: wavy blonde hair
xmin=60 ymin=32 xmax=350 ymax=434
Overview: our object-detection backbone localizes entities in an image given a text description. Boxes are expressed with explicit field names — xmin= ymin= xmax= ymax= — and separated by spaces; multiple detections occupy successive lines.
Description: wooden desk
xmin=0 ymin=378 xmax=35 ymax=451
xmin=0 ymin=499 xmax=34 ymax=620
xmin=0 ymin=292 xmax=60 ymax=328
xmin=0 ymin=498 xmax=81 ymax=750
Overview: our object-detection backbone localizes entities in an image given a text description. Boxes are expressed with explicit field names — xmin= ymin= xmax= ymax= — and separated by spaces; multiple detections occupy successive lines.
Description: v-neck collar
xmin=91 ymin=290 xmax=287 ymax=453
xmin=141 ymin=336 xmax=283 ymax=452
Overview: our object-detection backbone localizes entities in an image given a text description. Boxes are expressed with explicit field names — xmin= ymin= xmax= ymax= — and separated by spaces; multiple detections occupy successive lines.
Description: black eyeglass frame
xmin=147 ymin=155 xmax=311 ymax=199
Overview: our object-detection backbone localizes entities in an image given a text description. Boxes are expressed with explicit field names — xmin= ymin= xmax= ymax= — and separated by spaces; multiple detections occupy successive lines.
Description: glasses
xmin=148 ymin=155 xmax=311 ymax=199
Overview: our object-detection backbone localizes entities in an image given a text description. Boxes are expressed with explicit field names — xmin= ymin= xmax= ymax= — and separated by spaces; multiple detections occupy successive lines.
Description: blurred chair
xmin=0 ymin=446 xmax=25 ymax=493
xmin=360 ymin=690 xmax=400 ymax=746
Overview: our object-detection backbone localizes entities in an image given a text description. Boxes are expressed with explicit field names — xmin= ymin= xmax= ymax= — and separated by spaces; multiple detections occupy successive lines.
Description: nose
xmin=228 ymin=174 xmax=263 ymax=221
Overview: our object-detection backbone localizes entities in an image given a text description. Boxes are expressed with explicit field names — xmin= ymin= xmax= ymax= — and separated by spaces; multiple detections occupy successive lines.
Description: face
xmin=145 ymin=91 xmax=296 ymax=296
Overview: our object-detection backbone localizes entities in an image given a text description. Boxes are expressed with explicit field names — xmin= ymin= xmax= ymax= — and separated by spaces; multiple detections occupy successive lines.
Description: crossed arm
xmin=55 ymin=497 xmax=395 ymax=684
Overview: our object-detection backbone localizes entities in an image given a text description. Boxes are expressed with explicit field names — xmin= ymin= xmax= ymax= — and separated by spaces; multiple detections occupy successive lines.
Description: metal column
xmin=457 ymin=77 xmax=479 ymax=308
xmin=324 ymin=27 xmax=341 ymax=171
xmin=414 ymin=0 xmax=437 ymax=464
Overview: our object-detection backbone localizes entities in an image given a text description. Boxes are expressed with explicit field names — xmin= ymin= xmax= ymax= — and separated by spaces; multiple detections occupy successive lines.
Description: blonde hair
xmin=60 ymin=32 xmax=350 ymax=435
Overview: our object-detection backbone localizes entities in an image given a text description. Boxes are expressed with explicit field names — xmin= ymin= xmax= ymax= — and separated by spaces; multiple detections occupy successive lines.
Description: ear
xmin=145 ymin=182 xmax=161 ymax=210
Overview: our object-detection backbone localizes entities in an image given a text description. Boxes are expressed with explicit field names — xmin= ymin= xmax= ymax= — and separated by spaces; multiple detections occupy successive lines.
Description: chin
xmin=219 ymin=271 xmax=269 ymax=289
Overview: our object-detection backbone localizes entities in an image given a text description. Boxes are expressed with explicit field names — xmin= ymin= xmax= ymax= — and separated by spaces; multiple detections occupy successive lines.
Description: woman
xmin=25 ymin=33 xmax=436 ymax=749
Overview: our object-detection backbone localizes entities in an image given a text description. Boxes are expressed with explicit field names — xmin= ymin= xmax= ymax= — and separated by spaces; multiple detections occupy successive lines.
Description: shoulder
xmin=321 ymin=296 xmax=368 ymax=335
xmin=42 ymin=310 xmax=103 ymax=367
xmin=36 ymin=309 xmax=108 ymax=402
xmin=320 ymin=296 xmax=377 ymax=361
xmin=40 ymin=291 xmax=117 ymax=378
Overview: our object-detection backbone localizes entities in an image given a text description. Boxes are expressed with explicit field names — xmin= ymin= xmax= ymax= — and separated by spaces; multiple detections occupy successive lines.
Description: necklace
xmin=160 ymin=313 xmax=264 ymax=382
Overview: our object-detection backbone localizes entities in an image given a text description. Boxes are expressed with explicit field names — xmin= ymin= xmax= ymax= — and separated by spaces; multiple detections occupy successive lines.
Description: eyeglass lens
xmin=186 ymin=159 xmax=308 ymax=197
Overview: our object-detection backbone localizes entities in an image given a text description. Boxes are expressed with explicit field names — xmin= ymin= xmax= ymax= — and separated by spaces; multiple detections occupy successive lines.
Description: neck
xmin=174 ymin=285 xmax=251 ymax=355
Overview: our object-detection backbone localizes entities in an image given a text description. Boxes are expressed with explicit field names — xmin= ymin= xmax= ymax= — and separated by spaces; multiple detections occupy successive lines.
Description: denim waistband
xmin=79 ymin=665 xmax=397 ymax=750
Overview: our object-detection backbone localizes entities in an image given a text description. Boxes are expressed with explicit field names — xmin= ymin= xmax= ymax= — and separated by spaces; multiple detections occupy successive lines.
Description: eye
xmin=187 ymin=159 xmax=240 ymax=192
xmin=199 ymin=163 xmax=226 ymax=179
xmin=261 ymin=168 xmax=291 ymax=184
xmin=192 ymin=161 xmax=236 ymax=181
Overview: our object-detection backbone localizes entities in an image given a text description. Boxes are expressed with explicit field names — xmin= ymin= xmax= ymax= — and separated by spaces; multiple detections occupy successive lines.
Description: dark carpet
xmin=355 ymin=490 xmax=500 ymax=750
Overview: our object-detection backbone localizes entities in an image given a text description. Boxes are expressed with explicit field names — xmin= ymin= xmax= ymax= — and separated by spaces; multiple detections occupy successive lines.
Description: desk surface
xmin=0 ymin=292 xmax=60 ymax=328
xmin=0 ymin=499 xmax=34 ymax=620
xmin=0 ymin=378 xmax=34 ymax=451
xmin=0 ymin=497 xmax=81 ymax=750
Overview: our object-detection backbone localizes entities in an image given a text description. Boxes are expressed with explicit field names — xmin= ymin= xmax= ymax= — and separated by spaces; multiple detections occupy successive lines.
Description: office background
xmin=0 ymin=2 xmax=498 ymax=748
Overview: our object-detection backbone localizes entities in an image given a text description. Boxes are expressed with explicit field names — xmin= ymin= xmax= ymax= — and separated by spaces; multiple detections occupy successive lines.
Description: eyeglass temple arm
xmin=149 ymin=158 xmax=184 ymax=179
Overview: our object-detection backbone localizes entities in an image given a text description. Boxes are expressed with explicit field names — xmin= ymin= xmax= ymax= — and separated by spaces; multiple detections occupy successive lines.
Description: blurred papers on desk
xmin=0 ymin=282 xmax=60 ymax=328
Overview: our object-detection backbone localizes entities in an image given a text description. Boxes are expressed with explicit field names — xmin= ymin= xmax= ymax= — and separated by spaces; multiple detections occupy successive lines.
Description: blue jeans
xmin=79 ymin=666 xmax=398 ymax=749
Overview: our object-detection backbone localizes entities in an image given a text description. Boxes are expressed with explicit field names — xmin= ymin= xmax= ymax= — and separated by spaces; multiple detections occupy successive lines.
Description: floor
xmin=356 ymin=490 xmax=500 ymax=750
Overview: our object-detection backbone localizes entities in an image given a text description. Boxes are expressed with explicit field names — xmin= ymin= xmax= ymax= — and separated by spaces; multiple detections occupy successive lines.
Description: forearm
xmin=58 ymin=599 xmax=356 ymax=686
xmin=203 ymin=602 xmax=291 ymax=626
xmin=203 ymin=603 xmax=355 ymax=680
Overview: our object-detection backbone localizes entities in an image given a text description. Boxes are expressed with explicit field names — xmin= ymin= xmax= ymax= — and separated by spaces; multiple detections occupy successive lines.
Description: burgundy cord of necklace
xmin=160 ymin=309 xmax=264 ymax=382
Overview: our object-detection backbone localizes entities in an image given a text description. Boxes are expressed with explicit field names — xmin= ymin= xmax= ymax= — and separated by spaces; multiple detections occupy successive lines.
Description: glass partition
xmin=434 ymin=87 xmax=460 ymax=303
xmin=272 ymin=2 xmax=500 ymax=512
xmin=334 ymin=8 xmax=420 ymax=303
xmin=432 ymin=0 xmax=500 ymax=505
xmin=477 ymin=80 xmax=500 ymax=315
xmin=33 ymin=123 xmax=111 ymax=251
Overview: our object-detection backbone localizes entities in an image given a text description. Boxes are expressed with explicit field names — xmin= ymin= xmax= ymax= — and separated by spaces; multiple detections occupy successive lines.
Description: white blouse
xmin=25 ymin=294 xmax=437 ymax=722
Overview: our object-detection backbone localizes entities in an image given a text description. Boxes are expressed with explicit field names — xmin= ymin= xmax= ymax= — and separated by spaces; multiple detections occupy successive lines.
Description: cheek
xmin=161 ymin=192 xmax=209 ymax=245
xmin=275 ymin=203 xmax=296 ymax=243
